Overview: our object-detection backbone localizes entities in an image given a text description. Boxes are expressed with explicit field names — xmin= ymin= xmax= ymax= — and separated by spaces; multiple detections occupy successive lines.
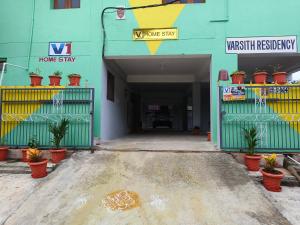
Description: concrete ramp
xmin=100 ymin=133 xmax=217 ymax=152
xmin=3 ymin=151 xmax=291 ymax=225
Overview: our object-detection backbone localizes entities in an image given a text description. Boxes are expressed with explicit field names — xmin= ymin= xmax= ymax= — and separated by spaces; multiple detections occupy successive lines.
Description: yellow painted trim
xmin=252 ymin=87 xmax=300 ymax=134
xmin=129 ymin=0 xmax=185 ymax=55
xmin=0 ymin=86 xmax=65 ymax=138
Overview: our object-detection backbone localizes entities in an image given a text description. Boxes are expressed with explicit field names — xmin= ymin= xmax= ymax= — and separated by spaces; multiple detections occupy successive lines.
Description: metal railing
xmin=0 ymin=63 xmax=28 ymax=85
xmin=219 ymin=85 xmax=300 ymax=152
xmin=0 ymin=87 xmax=94 ymax=149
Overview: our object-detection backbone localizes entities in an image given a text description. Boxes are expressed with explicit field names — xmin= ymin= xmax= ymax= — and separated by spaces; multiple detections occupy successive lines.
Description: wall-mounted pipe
xmin=27 ymin=0 xmax=36 ymax=69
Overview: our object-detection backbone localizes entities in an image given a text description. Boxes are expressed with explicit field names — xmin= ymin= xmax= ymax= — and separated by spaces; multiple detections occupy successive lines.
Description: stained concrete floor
xmin=1 ymin=151 xmax=291 ymax=225
xmin=100 ymin=133 xmax=217 ymax=152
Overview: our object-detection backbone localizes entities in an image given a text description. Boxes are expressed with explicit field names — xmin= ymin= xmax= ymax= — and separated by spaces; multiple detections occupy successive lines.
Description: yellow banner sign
xmin=133 ymin=28 xmax=178 ymax=41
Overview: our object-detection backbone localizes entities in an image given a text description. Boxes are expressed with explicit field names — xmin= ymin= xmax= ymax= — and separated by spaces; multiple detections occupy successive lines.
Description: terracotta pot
xmin=207 ymin=132 xmax=211 ymax=141
xmin=22 ymin=149 xmax=28 ymax=162
xmin=28 ymin=159 xmax=48 ymax=179
xmin=253 ymin=72 xmax=268 ymax=84
xmin=273 ymin=72 xmax=287 ymax=84
xmin=68 ymin=75 xmax=81 ymax=86
xmin=261 ymin=169 xmax=284 ymax=192
xmin=50 ymin=148 xmax=66 ymax=163
xmin=244 ymin=154 xmax=261 ymax=171
xmin=231 ymin=73 xmax=245 ymax=84
xmin=0 ymin=146 xmax=9 ymax=161
xmin=49 ymin=75 xmax=62 ymax=86
xmin=192 ymin=128 xmax=200 ymax=135
xmin=30 ymin=74 xmax=43 ymax=86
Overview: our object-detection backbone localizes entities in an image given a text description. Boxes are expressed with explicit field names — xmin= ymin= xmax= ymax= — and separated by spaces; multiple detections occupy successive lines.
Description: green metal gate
xmin=0 ymin=88 xmax=94 ymax=149
xmin=219 ymin=85 xmax=300 ymax=152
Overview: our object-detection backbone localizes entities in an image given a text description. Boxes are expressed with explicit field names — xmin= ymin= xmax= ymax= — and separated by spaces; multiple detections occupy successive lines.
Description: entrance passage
xmin=101 ymin=55 xmax=211 ymax=141
xmin=100 ymin=132 xmax=216 ymax=151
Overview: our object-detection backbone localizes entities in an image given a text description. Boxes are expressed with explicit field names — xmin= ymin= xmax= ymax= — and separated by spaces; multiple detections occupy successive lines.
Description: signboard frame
xmin=225 ymin=36 xmax=298 ymax=54
xmin=133 ymin=28 xmax=178 ymax=41
xmin=223 ymin=86 xmax=246 ymax=101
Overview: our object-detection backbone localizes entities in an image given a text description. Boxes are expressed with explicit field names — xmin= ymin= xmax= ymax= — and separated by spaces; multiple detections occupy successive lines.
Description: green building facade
xmin=1 ymin=0 xmax=300 ymax=147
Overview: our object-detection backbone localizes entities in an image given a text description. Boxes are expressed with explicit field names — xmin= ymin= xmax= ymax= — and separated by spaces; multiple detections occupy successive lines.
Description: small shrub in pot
xmin=49 ymin=118 xmax=70 ymax=163
xmin=27 ymin=136 xmax=48 ymax=179
xmin=243 ymin=127 xmax=261 ymax=171
xmin=261 ymin=154 xmax=284 ymax=192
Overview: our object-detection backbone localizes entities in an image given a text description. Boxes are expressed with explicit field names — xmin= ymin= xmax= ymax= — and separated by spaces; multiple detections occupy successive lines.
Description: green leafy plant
xmin=27 ymin=148 xmax=43 ymax=162
xmin=29 ymin=68 xmax=41 ymax=76
xmin=49 ymin=119 xmax=70 ymax=149
xmin=263 ymin=153 xmax=278 ymax=173
xmin=270 ymin=64 xmax=283 ymax=73
xmin=68 ymin=73 xmax=81 ymax=78
xmin=28 ymin=136 xmax=39 ymax=149
xmin=231 ymin=70 xmax=246 ymax=78
xmin=53 ymin=71 xmax=62 ymax=77
xmin=243 ymin=127 xmax=259 ymax=155
xmin=254 ymin=68 xmax=266 ymax=73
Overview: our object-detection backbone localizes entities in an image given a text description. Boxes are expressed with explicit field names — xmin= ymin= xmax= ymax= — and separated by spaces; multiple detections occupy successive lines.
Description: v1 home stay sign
xmin=226 ymin=36 xmax=297 ymax=54
xmin=39 ymin=42 xmax=75 ymax=63
xmin=49 ymin=42 xmax=72 ymax=56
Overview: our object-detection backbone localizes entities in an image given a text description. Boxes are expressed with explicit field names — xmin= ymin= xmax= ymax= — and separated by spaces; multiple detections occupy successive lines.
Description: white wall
xmin=101 ymin=66 xmax=129 ymax=140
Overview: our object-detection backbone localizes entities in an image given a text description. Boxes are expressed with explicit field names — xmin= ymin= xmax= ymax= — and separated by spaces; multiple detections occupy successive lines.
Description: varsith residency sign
xmin=226 ymin=36 xmax=297 ymax=54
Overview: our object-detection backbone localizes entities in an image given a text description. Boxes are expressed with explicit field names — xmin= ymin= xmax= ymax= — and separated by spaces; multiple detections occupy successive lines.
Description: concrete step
xmin=0 ymin=160 xmax=57 ymax=174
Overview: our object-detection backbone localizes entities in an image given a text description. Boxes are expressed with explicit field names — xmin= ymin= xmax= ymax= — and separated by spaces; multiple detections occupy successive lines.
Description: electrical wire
xmin=101 ymin=0 xmax=180 ymax=60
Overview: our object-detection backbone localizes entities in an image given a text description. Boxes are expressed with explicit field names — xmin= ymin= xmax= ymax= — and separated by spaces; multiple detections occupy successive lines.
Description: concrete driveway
xmin=100 ymin=133 xmax=216 ymax=152
xmin=2 ymin=151 xmax=290 ymax=225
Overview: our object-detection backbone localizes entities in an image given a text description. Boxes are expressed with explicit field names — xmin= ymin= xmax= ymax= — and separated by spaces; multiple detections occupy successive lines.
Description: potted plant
xmin=230 ymin=71 xmax=246 ymax=84
xmin=22 ymin=135 xmax=38 ymax=162
xmin=253 ymin=68 xmax=268 ymax=84
xmin=68 ymin=73 xmax=81 ymax=86
xmin=21 ymin=148 xmax=28 ymax=162
xmin=192 ymin=126 xmax=200 ymax=135
xmin=49 ymin=71 xmax=62 ymax=86
xmin=0 ymin=138 xmax=9 ymax=161
xmin=243 ymin=127 xmax=261 ymax=171
xmin=27 ymin=137 xmax=48 ymax=178
xmin=49 ymin=118 xmax=70 ymax=163
xmin=29 ymin=69 xmax=43 ymax=86
xmin=207 ymin=131 xmax=211 ymax=141
xmin=261 ymin=154 xmax=284 ymax=192
xmin=271 ymin=64 xmax=287 ymax=84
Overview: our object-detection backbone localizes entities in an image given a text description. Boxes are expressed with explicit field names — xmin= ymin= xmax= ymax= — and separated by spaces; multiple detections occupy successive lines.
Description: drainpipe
xmin=27 ymin=0 xmax=36 ymax=69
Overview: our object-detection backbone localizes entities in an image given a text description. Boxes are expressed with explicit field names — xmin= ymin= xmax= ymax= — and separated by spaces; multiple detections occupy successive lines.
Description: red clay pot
xmin=50 ymin=149 xmax=66 ymax=163
xmin=207 ymin=132 xmax=211 ymax=141
xmin=22 ymin=149 xmax=28 ymax=162
xmin=253 ymin=72 xmax=268 ymax=84
xmin=0 ymin=146 xmax=9 ymax=161
xmin=231 ymin=73 xmax=245 ymax=84
xmin=192 ymin=128 xmax=200 ymax=135
xmin=68 ymin=75 xmax=81 ymax=86
xmin=261 ymin=169 xmax=284 ymax=192
xmin=244 ymin=154 xmax=261 ymax=171
xmin=49 ymin=75 xmax=62 ymax=86
xmin=273 ymin=72 xmax=287 ymax=84
xmin=30 ymin=74 xmax=43 ymax=86
xmin=28 ymin=159 xmax=48 ymax=179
